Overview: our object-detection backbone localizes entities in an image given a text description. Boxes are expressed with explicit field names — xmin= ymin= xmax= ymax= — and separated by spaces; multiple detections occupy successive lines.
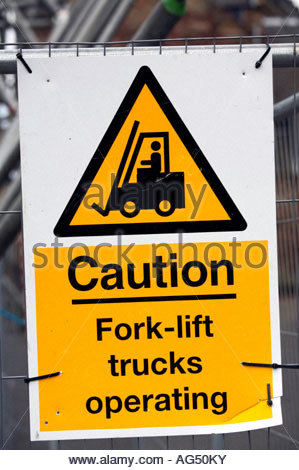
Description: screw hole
xmin=56 ymin=411 xmax=60 ymax=415
xmin=45 ymin=421 xmax=48 ymax=425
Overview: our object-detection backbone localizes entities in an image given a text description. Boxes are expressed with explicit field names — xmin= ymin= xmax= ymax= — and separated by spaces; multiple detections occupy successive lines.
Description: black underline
xmin=72 ymin=294 xmax=237 ymax=305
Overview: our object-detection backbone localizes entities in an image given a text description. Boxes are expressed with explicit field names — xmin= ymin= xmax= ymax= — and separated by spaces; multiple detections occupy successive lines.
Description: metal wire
xmin=0 ymin=211 xmax=21 ymax=214
xmin=292 ymin=37 xmax=299 ymax=361
xmin=0 ymin=33 xmax=297 ymax=48
xmin=277 ymin=199 xmax=299 ymax=203
xmin=0 ymin=199 xmax=294 ymax=217
xmin=2 ymin=376 xmax=26 ymax=380
xmin=248 ymin=431 xmax=252 ymax=450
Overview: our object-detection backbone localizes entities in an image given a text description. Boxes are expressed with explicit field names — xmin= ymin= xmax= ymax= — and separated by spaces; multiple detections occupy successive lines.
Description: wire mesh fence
xmin=0 ymin=36 xmax=298 ymax=450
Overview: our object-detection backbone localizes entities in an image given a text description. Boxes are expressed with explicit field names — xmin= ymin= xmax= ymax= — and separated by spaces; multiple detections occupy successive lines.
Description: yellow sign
xmin=34 ymin=240 xmax=272 ymax=433
xmin=54 ymin=66 xmax=247 ymax=237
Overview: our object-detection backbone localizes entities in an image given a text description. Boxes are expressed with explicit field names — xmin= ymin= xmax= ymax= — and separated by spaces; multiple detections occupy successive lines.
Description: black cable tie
xmin=255 ymin=45 xmax=271 ymax=69
xmin=24 ymin=371 xmax=61 ymax=384
xmin=267 ymin=383 xmax=272 ymax=407
xmin=16 ymin=52 xmax=32 ymax=74
xmin=241 ymin=361 xmax=299 ymax=369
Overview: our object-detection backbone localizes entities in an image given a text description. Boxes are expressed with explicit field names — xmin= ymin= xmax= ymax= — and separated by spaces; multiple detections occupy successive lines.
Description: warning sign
xmin=54 ymin=66 xmax=247 ymax=237
xmin=18 ymin=48 xmax=282 ymax=441
xmin=34 ymin=241 xmax=273 ymax=434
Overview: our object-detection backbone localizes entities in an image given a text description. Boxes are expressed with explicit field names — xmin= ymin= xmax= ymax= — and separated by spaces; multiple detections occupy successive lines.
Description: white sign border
xmin=17 ymin=46 xmax=282 ymax=441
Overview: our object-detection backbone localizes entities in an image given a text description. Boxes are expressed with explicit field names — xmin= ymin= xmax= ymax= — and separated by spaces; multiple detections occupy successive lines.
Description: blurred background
xmin=0 ymin=0 xmax=298 ymax=450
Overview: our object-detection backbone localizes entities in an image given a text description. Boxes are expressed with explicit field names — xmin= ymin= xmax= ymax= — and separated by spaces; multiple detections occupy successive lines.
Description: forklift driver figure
xmin=140 ymin=140 xmax=162 ymax=177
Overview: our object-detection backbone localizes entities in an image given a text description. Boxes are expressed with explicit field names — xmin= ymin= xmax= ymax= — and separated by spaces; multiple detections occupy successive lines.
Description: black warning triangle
xmin=54 ymin=66 xmax=247 ymax=237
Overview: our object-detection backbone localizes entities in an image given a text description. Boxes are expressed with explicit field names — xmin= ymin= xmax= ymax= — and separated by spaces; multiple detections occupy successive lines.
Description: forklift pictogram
xmin=92 ymin=120 xmax=185 ymax=218
xmin=54 ymin=65 xmax=247 ymax=237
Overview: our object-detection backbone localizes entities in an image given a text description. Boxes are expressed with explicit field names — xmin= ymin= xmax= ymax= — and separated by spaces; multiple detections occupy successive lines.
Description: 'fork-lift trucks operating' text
xmin=92 ymin=120 xmax=185 ymax=218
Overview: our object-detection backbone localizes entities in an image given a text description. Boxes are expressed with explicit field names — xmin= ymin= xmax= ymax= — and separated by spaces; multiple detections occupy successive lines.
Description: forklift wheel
xmin=120 ymin=201 xmax=140 ymax=218
xmin=155 ymin=200 xmax=175 ymax=217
